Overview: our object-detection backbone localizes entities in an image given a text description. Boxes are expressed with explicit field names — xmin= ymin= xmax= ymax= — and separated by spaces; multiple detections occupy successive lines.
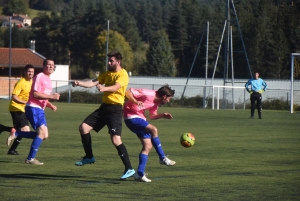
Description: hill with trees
xmin=0 ymin=0 xmax=299 ymax=79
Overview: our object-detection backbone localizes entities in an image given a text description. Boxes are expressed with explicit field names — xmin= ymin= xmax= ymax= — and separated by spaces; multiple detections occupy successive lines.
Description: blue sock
xmin=15 ymin=130 xmax=37 ymax=139
xmin=137 ymin=154 xmax=148 ymax=177
xmin=152 ymin=137 xmax=165 ymax=161
xmin=27 ymin=136 xmax=43 ymax=160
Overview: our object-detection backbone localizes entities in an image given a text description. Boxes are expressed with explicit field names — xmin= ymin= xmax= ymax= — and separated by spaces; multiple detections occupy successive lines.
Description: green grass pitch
xmin=0 ymin=100 xmax=299 ymax=201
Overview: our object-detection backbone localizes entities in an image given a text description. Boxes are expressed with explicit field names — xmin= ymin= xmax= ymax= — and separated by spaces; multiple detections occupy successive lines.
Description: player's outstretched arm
xmin=150 ymin=113 xmax=173 ymax=120
xmin=97 ymin=82 xmax=121 ymax=92
xmin=72 ymin=79 xmax=99 ymax=88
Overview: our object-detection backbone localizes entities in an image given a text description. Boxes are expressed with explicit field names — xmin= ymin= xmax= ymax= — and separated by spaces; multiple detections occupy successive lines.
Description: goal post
xmin=211 ymin=85 xmax=246 ymax=110
xmin=291 ymin=53 xmax=300 ymax=113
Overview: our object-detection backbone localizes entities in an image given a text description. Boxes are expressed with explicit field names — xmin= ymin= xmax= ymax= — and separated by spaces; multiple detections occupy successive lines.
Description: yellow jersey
xmin=9 ymin=78 xmax=32 ymax=112
xmin=98 ymin=68 xmax=129 ymax=105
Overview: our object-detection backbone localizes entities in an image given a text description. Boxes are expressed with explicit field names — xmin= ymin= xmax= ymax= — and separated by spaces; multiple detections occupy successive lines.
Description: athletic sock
xmin=9 ymin=137 xmax=22 ymax=150
xmin=27 ymin=136 xmax=43 ymax=160
xmin=15 ymin=131 xmax=37 ymax=139
xmin=116 ymin=143 xmax=133 ymax=171
xmin=152 ymin=137 xmax=165 ymax=161
xmin=0 ymin=124 xmax=13 ymax=134
xmin=137 ymin=154 xmax=148 ymax=177
xmin=81 ymin=133 xmax=93 ymax=158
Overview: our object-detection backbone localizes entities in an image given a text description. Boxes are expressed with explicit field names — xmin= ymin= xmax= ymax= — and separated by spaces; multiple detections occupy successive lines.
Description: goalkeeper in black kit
xmin=245 ymin=72 xmax=268 ymax=119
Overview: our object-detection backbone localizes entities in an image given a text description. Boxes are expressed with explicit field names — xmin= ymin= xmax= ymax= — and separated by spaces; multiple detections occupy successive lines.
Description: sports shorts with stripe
xmin=124 ymin=118 xmax=151 ymax=139
xmin=83 ymin=103 xmax=123 ymax=135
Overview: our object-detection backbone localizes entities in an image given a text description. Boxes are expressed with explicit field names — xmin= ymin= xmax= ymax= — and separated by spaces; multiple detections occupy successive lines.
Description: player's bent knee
xmin=79 ymin=123 xmax=91 ymax=134
xmin=147 ymin=125 xmax=158 ymax=137
xmin=146 ymin=144 xmax=152 ymax=150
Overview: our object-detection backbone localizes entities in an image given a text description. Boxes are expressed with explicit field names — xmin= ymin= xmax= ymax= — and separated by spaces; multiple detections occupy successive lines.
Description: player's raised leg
xmin=0 ymin=124 xmax=13 ymax=135
xmin=145 ymin=124 xmax=176 ymax=166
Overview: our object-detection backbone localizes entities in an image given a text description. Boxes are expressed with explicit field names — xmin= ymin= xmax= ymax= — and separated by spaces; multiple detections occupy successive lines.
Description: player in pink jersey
xmin=123 ymin=85 xmax=176 ymax=182
xmin=6 ymin=59 xmax=60 ymax=165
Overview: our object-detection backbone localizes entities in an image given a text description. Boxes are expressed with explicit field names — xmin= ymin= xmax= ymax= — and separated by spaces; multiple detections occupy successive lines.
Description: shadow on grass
xmin=0 ymin=173 xmax=84 ymax=180
xmin=0 ymin=173 xmax=134 ymax=185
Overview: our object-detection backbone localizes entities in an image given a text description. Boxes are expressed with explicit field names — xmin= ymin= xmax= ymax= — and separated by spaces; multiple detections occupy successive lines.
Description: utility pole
xmin=106 ymin=20 xmax=109 ymax=71
xmin=9 ymin=17 xmax=12 ymax=100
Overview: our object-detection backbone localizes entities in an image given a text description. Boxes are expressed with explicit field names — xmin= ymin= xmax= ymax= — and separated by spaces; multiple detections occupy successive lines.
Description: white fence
xmin=1 ymin=77 xmax=299 ymax=110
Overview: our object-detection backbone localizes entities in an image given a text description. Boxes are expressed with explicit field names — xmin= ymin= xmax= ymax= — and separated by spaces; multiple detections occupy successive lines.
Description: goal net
xmin=209 ymin=85 xmax=247 ymax=110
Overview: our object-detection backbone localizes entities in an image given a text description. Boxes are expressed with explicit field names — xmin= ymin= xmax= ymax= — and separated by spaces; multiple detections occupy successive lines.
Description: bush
xmin=59 ymin=91 xmax=103 ymax=104
xmin=57 ymin=91 xmax=300 ymax=111
xmin=167 ymin=96 xmax=203 ymax=108
xmin=245 ymin=97 xmax=300 ymax=111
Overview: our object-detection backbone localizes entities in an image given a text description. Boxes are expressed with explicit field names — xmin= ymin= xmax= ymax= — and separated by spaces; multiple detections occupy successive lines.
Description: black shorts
xmin=83 ymin=104 xmax=123 ymax=135
xmin=10 ymin=111 xmax=29 ymax=129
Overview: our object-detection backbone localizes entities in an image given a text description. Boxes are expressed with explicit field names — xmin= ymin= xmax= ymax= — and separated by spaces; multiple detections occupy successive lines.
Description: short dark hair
xmin=107 ymin=51 xmax=122 ymax=62
xmin=43 ymin=59 xmax=54 ymax=66
xmin=156 ymin=84 xmax=175 ymax=98
xmin=24 ymin=64 xmax=34 ymax=71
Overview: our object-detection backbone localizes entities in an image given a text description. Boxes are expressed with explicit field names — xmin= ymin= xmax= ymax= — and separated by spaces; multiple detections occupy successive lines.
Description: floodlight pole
xmin=203 ymin=21 xmax=209 ymax=108
xmin=290 ymin=54 xmax=294 ymax=113
xmin=9 ymin=17 xmax=12 ymax=100
xmin=230 ymin=26 xmax=235 ymax=109
xmin=105 ymin=20 xmax=109 ymax=71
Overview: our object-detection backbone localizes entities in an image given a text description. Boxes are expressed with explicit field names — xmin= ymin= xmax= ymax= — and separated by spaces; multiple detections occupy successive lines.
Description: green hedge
xmin=58 ymin=91 xmax=300 ymax=111
xmin=59 ymin=91 xmax=103 ymax=104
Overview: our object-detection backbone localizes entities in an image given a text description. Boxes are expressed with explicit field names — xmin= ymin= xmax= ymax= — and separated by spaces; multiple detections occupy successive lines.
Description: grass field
xmin=0 ymin=100 xmax=299 ymax=201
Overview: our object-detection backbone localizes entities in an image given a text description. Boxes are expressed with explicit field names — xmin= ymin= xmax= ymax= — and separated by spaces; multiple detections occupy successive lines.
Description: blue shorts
xmin=124 ymin=118 xmax=151 ymax=139
xmin=25 ymin=106 xmax=47 ymax=130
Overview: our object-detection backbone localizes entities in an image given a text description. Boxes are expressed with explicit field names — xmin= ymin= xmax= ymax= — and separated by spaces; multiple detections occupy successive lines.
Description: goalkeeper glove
xmin=246 ymin=89 xmax=253 ymax=94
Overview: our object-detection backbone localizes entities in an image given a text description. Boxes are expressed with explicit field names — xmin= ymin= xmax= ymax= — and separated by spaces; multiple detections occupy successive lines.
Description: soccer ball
xmin=180 ymin=133 xmax=195 ymax=148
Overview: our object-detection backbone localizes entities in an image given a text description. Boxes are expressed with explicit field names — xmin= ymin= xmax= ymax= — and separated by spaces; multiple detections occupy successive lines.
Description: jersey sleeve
xmin=149 ymin=105 xmax=158 ymax=116
xmin=33 ymin=74 xmax=42 ymax=92
xmin=130 ymin=88 xmax=145 ymax=99
xmin=11 ymin=79 xmax=23 ymax=95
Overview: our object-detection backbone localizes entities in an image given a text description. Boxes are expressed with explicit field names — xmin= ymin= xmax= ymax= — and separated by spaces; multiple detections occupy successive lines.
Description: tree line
xmin=0 ymin=0 xmax=299 ymax=79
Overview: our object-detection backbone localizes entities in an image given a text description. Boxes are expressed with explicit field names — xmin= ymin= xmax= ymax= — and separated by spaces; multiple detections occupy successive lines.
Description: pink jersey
xmin=123 ymin=88 xmax=159 ymax=120
xmin=27 ymin=72 xmax=52 ymax=109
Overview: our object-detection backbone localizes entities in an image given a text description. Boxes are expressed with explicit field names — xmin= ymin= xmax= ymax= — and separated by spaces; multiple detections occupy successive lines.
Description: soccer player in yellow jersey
xmin=72 ymin=51 xmax=135 ymax=180
xmin=0 ymin=65 xmax=34 ymax=155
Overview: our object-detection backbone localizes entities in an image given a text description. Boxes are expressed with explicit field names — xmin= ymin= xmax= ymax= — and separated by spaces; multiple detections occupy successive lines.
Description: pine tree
xmin=167 ymin=0 xmax=188 ymax=76
xmin=141 ymin=30 xmax=176 ymax=76
xmin=2 ymin=0 xmax=27 ymax=15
